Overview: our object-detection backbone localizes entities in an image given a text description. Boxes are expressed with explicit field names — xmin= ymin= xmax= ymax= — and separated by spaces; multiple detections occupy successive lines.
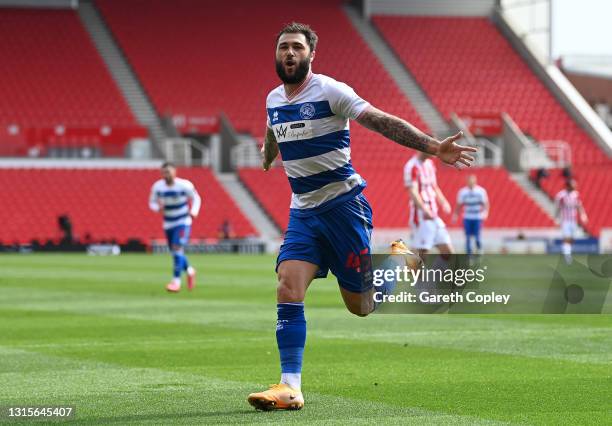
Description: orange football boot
xmin=390 ymin=239 xmax=423 ymax=269
xmin=247 ymin=384 xmax=304 ymax=411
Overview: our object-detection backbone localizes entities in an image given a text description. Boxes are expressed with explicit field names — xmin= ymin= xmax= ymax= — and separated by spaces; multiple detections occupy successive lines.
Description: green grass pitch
xmin=0 ymin=254 xmax=611 ymax=424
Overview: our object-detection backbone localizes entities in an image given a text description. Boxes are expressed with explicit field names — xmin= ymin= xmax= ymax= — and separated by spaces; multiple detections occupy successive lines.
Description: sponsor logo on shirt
xmin=275 ymin=124 xmax=288 ymax=139
xmin=273 ymin=121 xmax=313 ymax=142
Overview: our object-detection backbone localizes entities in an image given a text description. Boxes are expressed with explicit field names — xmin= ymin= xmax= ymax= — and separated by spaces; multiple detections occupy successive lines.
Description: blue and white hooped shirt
xmin=457 ymin=185 xmax=488 ymax=220
xmin=149 ymin=178 xmax=201 ymax=230
xmin=266 ymin=73 xmax=370 ymax=216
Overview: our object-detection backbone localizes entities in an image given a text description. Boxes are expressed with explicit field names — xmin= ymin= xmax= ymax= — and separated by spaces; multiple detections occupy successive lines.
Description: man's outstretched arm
xmin=356 ymin=106 xmax=477 ymax=167
xmin=262 ymin=126 xmax=279 ymax=171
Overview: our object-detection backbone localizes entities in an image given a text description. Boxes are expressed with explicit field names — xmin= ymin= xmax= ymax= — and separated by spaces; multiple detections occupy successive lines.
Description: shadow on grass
xmin=89 ymin=408 xmax=301 ymax=424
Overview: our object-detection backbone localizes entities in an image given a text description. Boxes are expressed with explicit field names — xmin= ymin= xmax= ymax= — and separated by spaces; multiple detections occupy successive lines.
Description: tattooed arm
xmin=261 ymin=126 xmax=279 ymax=171
xmin=356 ymin=106 xmax=438 ymax=154
xmin=356 ymin=106 xmax=477 ymax=167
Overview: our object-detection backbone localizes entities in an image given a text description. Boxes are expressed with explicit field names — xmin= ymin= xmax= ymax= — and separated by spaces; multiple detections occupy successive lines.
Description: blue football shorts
xmin=463 ymin=218 xmax=482 ymax=237
xmin=277 ymin=193 xmax=373 ymax=293
xmin=165 ymin=224 xmax=191 ymax=249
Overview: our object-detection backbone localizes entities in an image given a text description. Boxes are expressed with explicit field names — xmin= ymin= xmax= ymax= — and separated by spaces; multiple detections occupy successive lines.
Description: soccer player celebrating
xmin=149 ymin=162 xmax=201 ymax=292
xmin=404 ymin=152 xmax=454 ymax=258
xmin=554 ymin=178 xmax=588 ymax=264
xmin=247 ymin=23 xmax=476 ymax=411
xmin=452 ymin=174 xmax=489 ymax=257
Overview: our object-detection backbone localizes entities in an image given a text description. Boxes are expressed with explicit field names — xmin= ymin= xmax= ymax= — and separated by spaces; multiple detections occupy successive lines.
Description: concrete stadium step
xmin=77 ymin=0 xmax=167 ymax=151
xmin=215 ymin=173 xmax=281 ymax=241
xmin=343 ymin=5 xmax=451 ymax=138
xmin=509 ymin=173 xmax=557 ymax=219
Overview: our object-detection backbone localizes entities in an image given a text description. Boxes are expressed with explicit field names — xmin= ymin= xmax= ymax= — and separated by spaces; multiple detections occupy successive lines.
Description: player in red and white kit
xmin=554 ymin=179 xmax=588 ymax=264
xmin=404 ymin=152 xmax=453 ymax=258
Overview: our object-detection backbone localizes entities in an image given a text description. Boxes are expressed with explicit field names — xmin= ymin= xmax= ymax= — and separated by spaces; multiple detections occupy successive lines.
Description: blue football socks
xmin=276 ymin=302 xmax=306 ymax=388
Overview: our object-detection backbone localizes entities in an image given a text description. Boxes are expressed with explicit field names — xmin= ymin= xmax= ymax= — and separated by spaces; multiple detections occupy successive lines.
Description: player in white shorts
xmin=404 ymin=152 xmax=453 ymax=257
xmin=554 ymin=178 xmax=587 ymax=264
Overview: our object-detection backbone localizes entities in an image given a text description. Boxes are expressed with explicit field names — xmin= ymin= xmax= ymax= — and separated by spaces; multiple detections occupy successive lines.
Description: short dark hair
xmin=161 ymin=161 xmax=175 ymax=169
xmin=276 ymin=22 xmax=318 ymax=53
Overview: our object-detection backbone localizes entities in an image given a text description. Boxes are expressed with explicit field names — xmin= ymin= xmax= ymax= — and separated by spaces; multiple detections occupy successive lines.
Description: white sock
xmin=187 ymin=266 xmax=195 ymax=276
xmin=172 ymin=277 xmax=180 ymax=286
xmin=562 ymin=242 xmax=572 ymax=264
xmin=562 ymin=242 xmax=571 ymax=255
xmin=280 ymin=373 xmax=301 ymax=390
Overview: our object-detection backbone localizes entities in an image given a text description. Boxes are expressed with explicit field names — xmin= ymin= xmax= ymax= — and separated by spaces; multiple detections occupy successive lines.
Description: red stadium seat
xmin=240 ymin=165 xmax=555 ymax=231
xmin=373 ymin=16 xmax=610 ymax=167
xmin=239 ymin=168 xmax=291 ymax=231
xmin=98 ymin=3 xmax=557 ymax=232
xmin=0 ymin=168 xmax=256 ymax=244
xmin=101 ymin=0 xmax=491 ymax=231
xmin=0 ymin=8 xmax=144 ymax=155
xmin=97 ymin=0 xmax=427 ymax=138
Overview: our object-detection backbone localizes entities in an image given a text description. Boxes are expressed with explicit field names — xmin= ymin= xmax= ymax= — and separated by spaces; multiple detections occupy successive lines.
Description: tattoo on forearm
xmin=358 ymin=109 xmax=437 ymax=154
xmin=264 ymin=127 xmax=279 ymax=163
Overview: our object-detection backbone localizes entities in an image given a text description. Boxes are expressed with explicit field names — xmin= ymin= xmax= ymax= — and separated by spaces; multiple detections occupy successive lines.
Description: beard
xmin=275 ymin=57 xmax=310 ymax=84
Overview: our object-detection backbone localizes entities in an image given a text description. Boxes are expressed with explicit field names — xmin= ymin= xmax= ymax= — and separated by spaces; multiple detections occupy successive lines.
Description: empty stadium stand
xmin=373 ymin=16 xmax=609 ymax=166
xmin=100 ymin=0 xmax=560 ymax=233
xmin=1 ymin=1 xmax=576 ymax=251
xmin=96 ymin=0 xmax=427 ymax=141
xmin=539 ymin=166 xmax=611 ymax=236
xmin=238 ymin=168 xmax=290 ymax=231
xmin=105 ymin=0 xmax=539 ymax=233
xmin=0 ymin=8 xmax=144 ymax=156
xmin=0 ymin=168 xmax=255 ymax=244
xmin=240 ymin=165 xmax=555 ymax=232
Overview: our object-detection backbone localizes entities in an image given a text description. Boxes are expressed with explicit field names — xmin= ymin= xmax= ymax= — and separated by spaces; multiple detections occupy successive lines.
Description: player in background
xmin=554 ymin=178 xmax=587 ymax=264
xmin=452 ymin=174 xmax=489 ymax=257
xmin=247 ymin=22 xmax=477 ymax=411
xmin=404 ymin=152 xmax=453 ymax=259
xmin=149 ymin=162 xmax=201 ymax=292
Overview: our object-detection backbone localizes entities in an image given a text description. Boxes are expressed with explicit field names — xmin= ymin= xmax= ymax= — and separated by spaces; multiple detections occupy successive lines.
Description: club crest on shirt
xmin=272 ymin=110 xmax=279 ymax=122
xmin=299 ymin=103 xmax=316 ymax=120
